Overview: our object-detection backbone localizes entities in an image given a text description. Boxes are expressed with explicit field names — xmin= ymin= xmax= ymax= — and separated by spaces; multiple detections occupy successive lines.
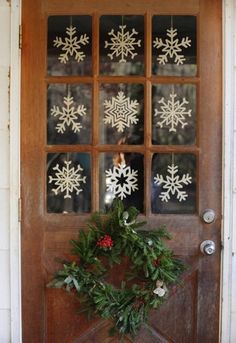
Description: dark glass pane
xmin=47 ymin=153 xmax=91 ymax=213
xmin=48 ymin=16 xmax=92 ymax=76
xmin=152 ymin=84 xmax=196 ymax=145
xmin=47 ymin=83 xmax=92 ymax=145
xmin=99 ymin=152 xmax=144 ymax=212
xmin=100 ymin=83 xmax=144 ymax=144
xmin=152 ymin=16 xmax=197 ymax=76
xmin=100 ymin=15 xmax=144 ymax=75
xmin=151 ymin=153 xmax=196 ymax=214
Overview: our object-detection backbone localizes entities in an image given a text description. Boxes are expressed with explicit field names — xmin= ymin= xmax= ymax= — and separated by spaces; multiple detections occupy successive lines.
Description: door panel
xmin=21 ymin=0 xmax=222 ymax=342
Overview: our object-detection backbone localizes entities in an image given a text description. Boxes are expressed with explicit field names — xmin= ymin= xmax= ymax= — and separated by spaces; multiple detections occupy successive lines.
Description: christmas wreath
xmin=48 ymin=200 xmax=185 ymax=339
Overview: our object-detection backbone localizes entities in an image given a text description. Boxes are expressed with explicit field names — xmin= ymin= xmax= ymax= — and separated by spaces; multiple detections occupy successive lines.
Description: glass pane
xmin=100 ymin=15 xmax=144 ymax=76
xmin=100 ymin=83 xmax=144 ymax=144
xmin=47 ymin=153 xmax=91 ymax=213
xmin=152 ymin=84 xmax=196 ymax=145
xmin=151 ymin=153 xmax=196 ymax=214
xmin=152 ymin=16 xmax=197 ymax=76
xmin=48 ymin=16 xmax=92 ymax=76
xmin=99 ymin=152 xmax=144 ymax=212
xmin=47 ymin=83 xmax=92 ymax=145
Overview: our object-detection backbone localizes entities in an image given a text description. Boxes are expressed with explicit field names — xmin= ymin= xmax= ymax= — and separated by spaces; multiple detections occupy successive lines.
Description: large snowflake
xmin=50 ymin=95 xmax=86 ymax=134
xmin=49 ymin=160 xmax=86 ymax=199
xmin=53 ymin=25 xmax=89 ymax=64
xmin=104 ymin=25 xmax=141 ymax=63
xmin=105 ymin=163 xmax=138 ymax=200
xmin=153 ymin=27 xmax=191 ymax=65
xmin=154 ymin=164 xmax=192 ymax=202
xmin=154 ymin=91 xmax=192 ymax=132
xmin=104 ymin=91 xmax=139 ymax=132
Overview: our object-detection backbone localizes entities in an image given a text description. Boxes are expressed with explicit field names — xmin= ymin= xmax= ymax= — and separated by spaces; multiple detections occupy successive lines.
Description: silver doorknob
xmin=200 ymin=240 xmax=216 ymax=255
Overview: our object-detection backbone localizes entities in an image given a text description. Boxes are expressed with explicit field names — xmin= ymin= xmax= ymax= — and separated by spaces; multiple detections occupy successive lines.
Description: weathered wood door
xmin=21 ymin=0 xmax=222 ymax=342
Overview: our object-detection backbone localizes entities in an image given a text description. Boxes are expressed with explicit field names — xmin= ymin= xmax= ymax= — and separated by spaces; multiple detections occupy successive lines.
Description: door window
xmin=46 ymin=14 xmax=197 ymax=215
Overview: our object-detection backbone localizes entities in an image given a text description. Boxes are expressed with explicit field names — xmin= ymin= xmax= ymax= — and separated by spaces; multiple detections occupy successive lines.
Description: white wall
xmin=0 ymin=1 xmax=11 ymax=342
xmin=0 ymin=0 xmax=234 ymax=342
xmin=230 ymin=0 xmax=236 ymax=338
xmin=228 ymin=0 xmax=236 ymax=338
xmin=222 ymin=0 xmax=236 ymax=342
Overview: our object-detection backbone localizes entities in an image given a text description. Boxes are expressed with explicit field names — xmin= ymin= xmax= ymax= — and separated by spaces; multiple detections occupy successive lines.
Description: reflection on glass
xmin=47 ymin=84 xmax=92 ymax=145
xmin=151 ymin=153 xmax=196 ymax=214
xmin=99 ymin=152 xmax=144 ymax=212
xmin=152 ymin=16 xmax=197 ymax=76
xmin=152 ymin=84 xmax=196 ymax=145
xmin=48 ymin=16 xmax=92 ymax=76
xmin=47 ymin=153 xmax=91 ymax=213
xmin=100 ymin=83 xmax=144 ymax=144
xmin=100 ymin=15 xmax=144 ymax=75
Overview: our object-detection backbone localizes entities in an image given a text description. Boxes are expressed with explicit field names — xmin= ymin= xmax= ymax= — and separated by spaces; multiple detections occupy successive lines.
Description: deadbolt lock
xmin=202 ymin=209 xmax=216 ymax=224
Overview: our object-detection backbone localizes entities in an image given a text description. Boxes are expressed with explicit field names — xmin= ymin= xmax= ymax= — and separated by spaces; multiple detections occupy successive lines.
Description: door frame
xmin=8 ymin=0 xmax=233 ymax=341
xmin=220 ymin=0 xmax=236 ymax=341
xmin=9 ymin=0 xmax=22 ymax=342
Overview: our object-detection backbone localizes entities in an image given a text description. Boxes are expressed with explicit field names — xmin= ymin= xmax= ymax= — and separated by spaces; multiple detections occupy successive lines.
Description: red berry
xmin=96 ymin=235 xmax=113 ymax=248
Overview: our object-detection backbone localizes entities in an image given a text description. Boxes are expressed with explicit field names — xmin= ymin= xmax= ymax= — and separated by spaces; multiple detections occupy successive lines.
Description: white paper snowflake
xmin=50 ymin=95 xmax=86 ymax=134
xmin=153 ymin=27 xmax=191 ymax=65
xmin=154 ymin=91 xmax=192 ymax=132
xmin=53 ymin=25 xmax=89 ymax=64
xmin=104 ymin=25 xmax=141 ymax=63
xmin=154 ymin=164 xmax=192 ymax=202
xmin=105 ymin=163 xmax=138 ymax=200
xmin=49 ymin=160 xmax=86 ymax=199
xmin=104 ymin=91 xmax=139 ymax=132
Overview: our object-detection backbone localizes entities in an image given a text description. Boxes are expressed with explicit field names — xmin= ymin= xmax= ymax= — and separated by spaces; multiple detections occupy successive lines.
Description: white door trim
xmin=221 ymin=0 xmax=235 ymax=342
xmin=9 ymin=1 xmax=22 ymax=342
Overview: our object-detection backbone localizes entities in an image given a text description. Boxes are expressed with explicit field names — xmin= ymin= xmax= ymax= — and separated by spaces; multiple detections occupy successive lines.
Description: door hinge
xmin=18 ymin=198 xmax=22 ymax=222
xmin=19 ymin=25 xmax=22 ymax=50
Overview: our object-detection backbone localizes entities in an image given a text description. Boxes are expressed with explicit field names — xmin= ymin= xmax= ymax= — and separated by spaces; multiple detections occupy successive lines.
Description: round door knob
xmin=200 ymin=240 xmax=216 ymax=255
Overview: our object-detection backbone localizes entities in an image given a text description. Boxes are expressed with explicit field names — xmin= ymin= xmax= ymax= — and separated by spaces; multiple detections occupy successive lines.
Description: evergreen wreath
xmin=48 ymin=200 xmax=185 ymax=339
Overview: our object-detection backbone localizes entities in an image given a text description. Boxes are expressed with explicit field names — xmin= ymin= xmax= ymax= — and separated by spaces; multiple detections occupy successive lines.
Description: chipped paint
xmin=8 ymin=66 xmax=10 ymax=116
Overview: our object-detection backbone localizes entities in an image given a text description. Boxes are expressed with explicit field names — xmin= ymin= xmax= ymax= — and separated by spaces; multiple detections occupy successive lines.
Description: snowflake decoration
xmin=154 ymin=91 xmax=192 ymax=132
xmin=49 ymin=160 xmax=86 ymax=199
xmin=53 ymin=25 xmax=89 ymax=64
xmin=153 ymin=27 xmax=191 ymax=65
xmin=104 ymin=91 xmax=139 ymax=132
xmin=105 ymin=163 xmax=138 ymax=200
xmin=50 ymin=95 xmax=86 ymax=134
xmin=104 ymin=25 xmax=141 ymax=63
xmin=154 ymin=164 xmax=192 ymax=202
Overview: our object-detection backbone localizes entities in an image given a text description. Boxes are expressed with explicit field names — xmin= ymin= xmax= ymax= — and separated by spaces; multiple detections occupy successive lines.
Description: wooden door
xmin=21 ymin=0 xmax=222 ymax=342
